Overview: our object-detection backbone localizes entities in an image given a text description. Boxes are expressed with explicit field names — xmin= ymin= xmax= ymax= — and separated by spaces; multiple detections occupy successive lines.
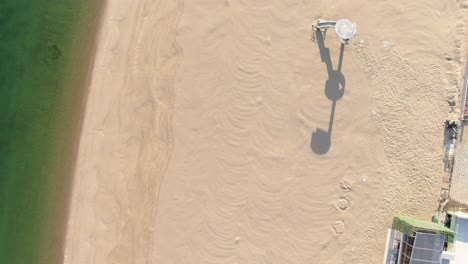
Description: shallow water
xmin=0 ymin=1 xmax=102 ymax=263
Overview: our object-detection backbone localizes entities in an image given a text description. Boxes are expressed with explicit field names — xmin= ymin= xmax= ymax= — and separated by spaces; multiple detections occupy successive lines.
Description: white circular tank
xmin=335 ymin=19 xmax=357 ymax=44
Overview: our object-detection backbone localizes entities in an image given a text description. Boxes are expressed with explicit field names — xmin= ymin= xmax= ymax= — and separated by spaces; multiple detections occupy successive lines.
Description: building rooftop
xmin=393 ymin=215 xmax=455 ymax=243
xmin=449 ymin=121 xmax=468 ymax=208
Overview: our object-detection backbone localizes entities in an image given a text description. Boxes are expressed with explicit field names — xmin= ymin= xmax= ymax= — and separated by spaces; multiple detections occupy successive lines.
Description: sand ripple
xmin=153 ymin=1 xmax=467 ymax=263
xmin=154 ymin=1 xmax=379 ymax=263
xmin=65 ymin=0 xmax=467 ymax=263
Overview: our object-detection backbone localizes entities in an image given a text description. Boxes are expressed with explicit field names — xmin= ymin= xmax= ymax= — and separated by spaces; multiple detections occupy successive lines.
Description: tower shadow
xmin=311 ymin=30 xmax=346 ymax=154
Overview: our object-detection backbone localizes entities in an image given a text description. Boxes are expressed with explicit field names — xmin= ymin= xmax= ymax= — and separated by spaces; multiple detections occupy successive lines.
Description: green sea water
xmin=0 ymin=1 xmax=102 ymax=263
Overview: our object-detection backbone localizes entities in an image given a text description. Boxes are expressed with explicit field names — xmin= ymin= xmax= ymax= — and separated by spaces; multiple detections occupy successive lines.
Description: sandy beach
xmin=64 ymin=0 xmax=467 ymax=263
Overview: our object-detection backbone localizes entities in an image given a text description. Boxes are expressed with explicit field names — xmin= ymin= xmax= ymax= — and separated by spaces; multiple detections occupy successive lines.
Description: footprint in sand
xmin=340 ymin=178 xmax=352 ymax=190
xmin=336 ymin=198 xmax=350 ymax=211
xmin=333 ymin=220 xmax=345 ymax=234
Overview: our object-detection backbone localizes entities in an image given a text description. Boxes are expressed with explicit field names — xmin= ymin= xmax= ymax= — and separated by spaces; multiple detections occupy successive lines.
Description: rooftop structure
xmin=449 ymin=121 xmax=468 ymax=209
xmin=393 ymin=216 xmax=455 ymax=243
xmin=383 ymin=216 xmax=455 ymax=264
xmin=460 ymin=61 xmax=468 ymax=119
xmin=335 ymin=19 xmax=357 ymax=44
xmin=444 ymin=211 xmax=468 ymax=264
xmin=313 ymin=19 xmax=357 ymax=45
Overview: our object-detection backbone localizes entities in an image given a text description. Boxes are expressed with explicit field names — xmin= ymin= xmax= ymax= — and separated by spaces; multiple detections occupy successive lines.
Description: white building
xmin=442 ymin=211 xmax=468 ymax=264
xmin=383 ymin=216 xmax=454 ymax=264
xmin=383 ymin=214 xmax=468 ymax=264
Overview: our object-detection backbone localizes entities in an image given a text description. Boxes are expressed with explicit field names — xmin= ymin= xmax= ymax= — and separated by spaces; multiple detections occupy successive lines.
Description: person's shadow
xmin=311 ymin=30 xmax=346 ymax=154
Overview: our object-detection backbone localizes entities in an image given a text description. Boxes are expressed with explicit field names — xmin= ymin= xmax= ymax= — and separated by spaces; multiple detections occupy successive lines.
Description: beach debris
xmin=446 ymin=119 xmax=460 ymax=139
xmin=360 ymin=175 xmax=369 ymax=185
xmin=383 ymin=41 xmax=391 ymax=49
xmin=443 ymin=120 xmax=459 ymax=172
xmin=358 ymin=39 xmax=366 ymax=47
xmin=235 ymin=236 xmax=241 ymax=243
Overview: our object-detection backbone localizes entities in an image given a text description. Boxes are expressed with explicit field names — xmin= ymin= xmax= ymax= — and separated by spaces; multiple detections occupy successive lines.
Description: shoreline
xmin=0 ymin=1 xmax=106 ymax=263
xmin=59 ymin=1 xmax=108 ymax=263
xmin=35 ymin=1 xmax=108 ymax=263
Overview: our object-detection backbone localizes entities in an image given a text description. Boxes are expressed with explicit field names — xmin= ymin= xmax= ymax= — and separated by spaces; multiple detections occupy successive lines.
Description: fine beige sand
xmin=64 ymin=0 xmax=468 ymax=263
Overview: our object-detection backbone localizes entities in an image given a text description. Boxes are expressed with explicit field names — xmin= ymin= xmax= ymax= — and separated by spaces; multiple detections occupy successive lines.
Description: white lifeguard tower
xmin=313 ymin=19 xmax=357 ymax=45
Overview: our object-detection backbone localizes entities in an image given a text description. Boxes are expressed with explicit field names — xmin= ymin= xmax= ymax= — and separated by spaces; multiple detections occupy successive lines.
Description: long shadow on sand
xmin=311 ymin=30 xmax=346 ymax=155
